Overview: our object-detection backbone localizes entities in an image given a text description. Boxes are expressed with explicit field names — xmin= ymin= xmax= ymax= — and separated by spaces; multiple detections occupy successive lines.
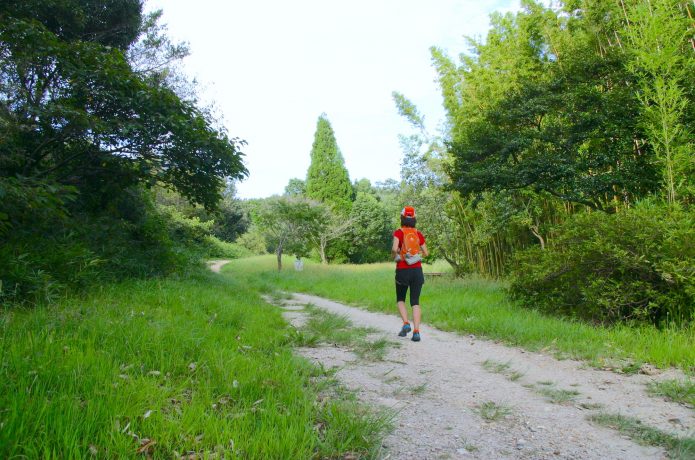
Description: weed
xmin=394 ymin=383 xmax=428 ymax=397
xmin=508 ymin=371 xmax=524 ymax=382
xmin=482 ymin=359 xmax=511 ymax=374
xmin=476 ymin=401 xmax=512 ymax=421
xmin=578 ymin=402 xmax=605 ymax=410
xmin=589 ymin=413 xmax=695 ymax=459
xmin=384 ymin=375 xmax=401 ymax=384
xmin=481 ymin=359 xmax=525 ymax=382
xmin=647 ymin=379 xmax=695 ymax=408
xmin=299 ymin=306 xmax=391 ymax=362
xmin=354 ymin=337 xmax=391 ymax=361
xmin=621 ymin=362 xmax=643 ymax=375
xmin=410 ymin=383 xmax=428 ymax=395
xmin=534 ymin=385 xmax=580 ymax=404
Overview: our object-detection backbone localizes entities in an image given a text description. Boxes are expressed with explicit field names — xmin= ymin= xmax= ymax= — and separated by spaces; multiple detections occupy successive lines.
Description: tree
xmin=0 ymin=1 xmax=248 ymax=302
xmin=347 ymin=192 xmax=392 ymax=263
xmin=284 ymin=178 xmax=306 ymax=197
xmin=306 ymin=210 xmax=355 ymax=265
xmin=305 ymin=114 xmax=353 ymax=214
xmin=255 ymin=197 xmax=328 ymax=270
xmin=0 ymin=1 xmax=247 ymax=212
xmin=439 ymin=1 xmax=660 ymax=212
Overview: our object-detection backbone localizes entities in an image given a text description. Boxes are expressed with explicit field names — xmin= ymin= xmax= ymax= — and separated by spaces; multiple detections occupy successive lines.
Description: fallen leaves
xmin=136 ymin=438 xmax=156 ymax=455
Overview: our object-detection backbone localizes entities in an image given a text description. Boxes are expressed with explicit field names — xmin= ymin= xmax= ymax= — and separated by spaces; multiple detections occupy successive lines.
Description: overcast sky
xmin=146 ymin=0 xmax=523 ymax=198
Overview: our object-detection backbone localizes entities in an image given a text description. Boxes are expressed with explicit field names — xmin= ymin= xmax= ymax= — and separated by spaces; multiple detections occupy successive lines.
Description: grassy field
xmin=0 ymin=270 xmax=387 ymax=459
xmin=227 ymin=255 xmax=695 ymax=372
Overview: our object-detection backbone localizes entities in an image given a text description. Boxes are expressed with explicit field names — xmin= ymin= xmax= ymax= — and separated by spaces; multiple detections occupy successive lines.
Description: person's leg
xmin=409 ymin=269 xmax=424 ymax=338
xmin=410 ymin=282 xmax=423 ymax=331
xmin=412 ymin=304 xmax=421 ymax=330
xmin=397 ymin=300 xmax=409 ymax=323
xmin=395 ymin=271 xmax=411 ymax=335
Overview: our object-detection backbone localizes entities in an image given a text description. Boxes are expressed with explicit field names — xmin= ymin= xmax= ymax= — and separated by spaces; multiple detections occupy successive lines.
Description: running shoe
xmin=398 ymin=323 xmax=411 ymax=337
xmin=411 ymin=331 xmax=421 ymax=342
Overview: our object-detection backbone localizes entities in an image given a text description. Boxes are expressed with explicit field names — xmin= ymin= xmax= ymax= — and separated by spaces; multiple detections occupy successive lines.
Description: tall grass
xmin=227 ymin=256 xmax=695 ymax=371
xmin=0 ymin=270 xmax=386 ymax=458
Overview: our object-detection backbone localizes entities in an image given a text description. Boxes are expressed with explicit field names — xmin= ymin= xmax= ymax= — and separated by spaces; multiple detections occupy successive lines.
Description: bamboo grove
xmin=395 ymin=0 xmax=693 ymax=325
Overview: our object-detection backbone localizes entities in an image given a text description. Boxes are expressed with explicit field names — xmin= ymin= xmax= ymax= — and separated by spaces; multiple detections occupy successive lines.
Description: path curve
xmin=208 ymin=259 xmax=231 ymax=273
xmin=276 ymin=293 xmax=693 ymax=459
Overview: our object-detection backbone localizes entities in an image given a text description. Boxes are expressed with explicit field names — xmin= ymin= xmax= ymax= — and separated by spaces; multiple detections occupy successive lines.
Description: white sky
xmin=147 ymin=0 xmax=523 ymax=198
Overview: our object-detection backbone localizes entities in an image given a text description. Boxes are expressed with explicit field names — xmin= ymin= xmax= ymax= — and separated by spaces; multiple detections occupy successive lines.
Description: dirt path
xmin=273 ymin=293 xmax=694 ymax=460
xmin=208 ymin=260 xmax=231 ymax=273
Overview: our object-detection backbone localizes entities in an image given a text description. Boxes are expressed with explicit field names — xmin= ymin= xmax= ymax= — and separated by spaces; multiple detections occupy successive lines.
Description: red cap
xmin=401 ymin=206 xmax=416 ymax=218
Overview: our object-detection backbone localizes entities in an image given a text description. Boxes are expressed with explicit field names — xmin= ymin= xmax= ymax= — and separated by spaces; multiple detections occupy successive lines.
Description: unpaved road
xmin=275 ymin=293 xmax=694 ymax=460
xmin=211 ymin=261 xmax=693 ymax=459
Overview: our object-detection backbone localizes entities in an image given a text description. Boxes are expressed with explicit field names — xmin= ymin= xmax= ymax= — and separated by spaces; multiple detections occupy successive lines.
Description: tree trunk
xmin=530 ymin=224 xmax=546 ymax=250
xmin=319 ymin=236 xmax=328 ymax=265
xmin=276 ymin=244 xmax=283 ymax=271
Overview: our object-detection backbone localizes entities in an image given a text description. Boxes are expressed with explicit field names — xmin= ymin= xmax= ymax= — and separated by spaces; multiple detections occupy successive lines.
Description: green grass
xmin=0 ymin=270 xmax=388 ymax=459
xmin=226 ymin=255 xmax=695 ymax=371
xmin=481 ymin=359 xmax=525 ymax=382
xmin=589 ymin=413 xmax=695 ymax=459
xmin=534 ymin=385 xmax=581 ymax=405
xmin=296 ymin=305 xmax=393 ymax=361
xmin=647 ymin=379 xmax=695 ymax=408
xmin=476 ymin=401 xmax=512 ymax=421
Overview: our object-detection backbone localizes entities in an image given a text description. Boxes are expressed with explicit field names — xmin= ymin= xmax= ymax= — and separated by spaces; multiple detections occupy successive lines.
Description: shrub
xmin=236 ymin=229 xmax=268 ymax=255
xmin=509 ymin=201 xmax=694 ymax=326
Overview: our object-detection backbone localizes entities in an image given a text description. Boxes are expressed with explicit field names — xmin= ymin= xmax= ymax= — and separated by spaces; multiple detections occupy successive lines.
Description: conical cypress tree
xmin=306 ymin=114 xmax=353 ymax=214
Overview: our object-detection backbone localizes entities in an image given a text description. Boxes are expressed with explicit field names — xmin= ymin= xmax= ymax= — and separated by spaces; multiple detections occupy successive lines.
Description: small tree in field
xmin=256 ymin=197 xmax=327 ymax=270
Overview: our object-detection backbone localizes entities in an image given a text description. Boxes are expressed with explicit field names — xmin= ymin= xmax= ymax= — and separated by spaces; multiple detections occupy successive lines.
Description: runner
xmin=391 ymin=206 xmax=429 ymax=342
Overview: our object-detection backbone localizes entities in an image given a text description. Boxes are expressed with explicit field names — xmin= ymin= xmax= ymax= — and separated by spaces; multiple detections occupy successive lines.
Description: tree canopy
xmin=0 ymin=0 xmax=247 ymax=211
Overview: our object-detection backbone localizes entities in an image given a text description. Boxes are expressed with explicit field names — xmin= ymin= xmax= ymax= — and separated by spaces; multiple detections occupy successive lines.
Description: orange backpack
xmin=400 ymin=227 xmax=420 ymax=259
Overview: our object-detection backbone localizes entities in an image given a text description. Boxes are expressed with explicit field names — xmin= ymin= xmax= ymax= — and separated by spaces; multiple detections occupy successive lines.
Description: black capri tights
xmin=395 ymin=267 xmax=425 ymax=306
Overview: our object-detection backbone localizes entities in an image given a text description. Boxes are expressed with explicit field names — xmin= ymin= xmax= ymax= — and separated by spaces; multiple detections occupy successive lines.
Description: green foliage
xmin=0 ymin=10 xmax=247 ymax=210
xmin=0 ymin=184 xmax=183 ymax=305
xmin=510 ymin=202 xmax=695 ymax=326
xmin=236 ymin=229 xmax=268 ymax=255
xmin=347 ymin=192 xmax=392 ymax=263
xmin=255 ymin=197 xmax=330 ymax=269
xmin=0 ymin=182 xmax=250 ymax=305
xmin=647 ymin=378 xmax=695 ymax=407
xmin=0 ymin=1 xmax=249 ymax=304
xmin=623 ymin=0 xmax=695 ymax=204
xmin=589 ymin=413 xmax=695 ymax=458
xmin=392 ymin=92 xmax=544 ymax=278
xmin=284 ymin=178 xmax=306 ymax=197
xmin=3 ymin=0 xmax=143 ymax=48
xmin=441 ymin=2 xmax=660 ymax=211
xmin=305 ymin=114 xmax=354 ymax=215
xmin=0 ymin=272 xmax=389 ymax=458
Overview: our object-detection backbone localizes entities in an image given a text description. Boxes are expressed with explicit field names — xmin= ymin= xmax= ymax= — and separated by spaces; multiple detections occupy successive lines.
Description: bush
xmin=509 ymin=201 xmax=694 ymax=326
xmin=204 ymin=236 xmax=252 ymax=259
xmin=0 ymin=178 xmax=254 ymax=306
xmin=236 ymin=229 xmax=268 ymax=255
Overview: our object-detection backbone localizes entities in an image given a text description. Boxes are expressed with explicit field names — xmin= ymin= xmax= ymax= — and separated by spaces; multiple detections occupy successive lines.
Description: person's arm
xmin=420 ymin=243 xmax=429 ymax=258
xmin=391 ymin=236 xmax=400 ymax=260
